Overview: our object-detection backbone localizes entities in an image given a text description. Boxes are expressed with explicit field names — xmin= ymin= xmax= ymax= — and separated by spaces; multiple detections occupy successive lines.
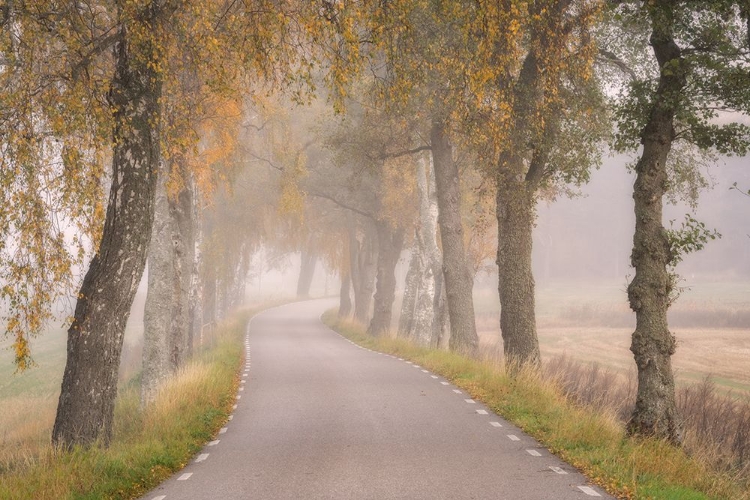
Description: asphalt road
xmin=141 ymin=298 xmax=613 ymax=500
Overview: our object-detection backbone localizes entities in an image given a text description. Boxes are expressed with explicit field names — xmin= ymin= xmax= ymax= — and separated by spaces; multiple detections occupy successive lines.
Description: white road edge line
xmin=208 ymin=440 xmax=220 ymax=446
xmin=421 ymin=369 xmax=429 ymax=373
xmin=507 ymin=435 xmax=520 ymax=441
xmin=476 ymin=410 xmax=488 ymax=415
xmin=177 ymin=473 xmax=192 ymax=481
xmin=440 ymin=382 xmax=450 ymax=385
xmin=431 ymin=375 xmax=439 ymax=379
xmin=549 ymin=466 xmax=567 ymax=475
xmin=219 ymin=427 xmax=227 ymax=434
xmin=152 ymin=496 xmax=166 ymax=500
xmin=453 ymin=389 xmax=462 ymax=394
xmin=490 ymin=421 xmax=502 ymax=427
xmin=526 ymin=449 xmax=541 ymax=457
xmin=195 ymin=453 xmax=209 ymax=463
xmin=464 ymin=399 xmax=476 ymax=404
xmin=577 ymin=486 xmax=601 ymax=497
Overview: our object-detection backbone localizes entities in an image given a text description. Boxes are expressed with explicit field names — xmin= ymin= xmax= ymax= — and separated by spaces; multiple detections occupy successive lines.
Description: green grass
xmin=0 ymin=308 xmax=254 ymax=499
xmin=323 ymin=311 xmax=749 ymax=500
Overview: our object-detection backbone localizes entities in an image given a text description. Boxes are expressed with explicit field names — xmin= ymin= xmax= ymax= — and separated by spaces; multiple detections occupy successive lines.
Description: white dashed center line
xmin=549 ymin=466 xmax=567 ymax=475
xmin=526 ymin=449 xmax=541 ymax=457
xmin=195 ymin=453 xmax=209 ymax=463
xmin=507 ymin=435 xmax=520 ymax=441
xmin=476 ymin=409 xmax=488 ymax=415
xmin=490 ymin=421 xmax=502 ymax=427
xmin=578 ymin=486 xmax=601 ymax=497
xmin=177 ymin=473 xmax=192 ymax=481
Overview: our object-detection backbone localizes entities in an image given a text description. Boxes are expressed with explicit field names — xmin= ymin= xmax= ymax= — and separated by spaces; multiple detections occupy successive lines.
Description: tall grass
xmin=324 ymin=312 xmax=750 ymax=500
xmin=0 ymin=308 xmax=252 ymax=499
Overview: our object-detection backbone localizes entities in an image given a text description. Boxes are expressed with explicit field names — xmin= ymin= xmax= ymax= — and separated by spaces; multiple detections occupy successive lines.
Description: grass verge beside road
xmin=323 ymin=311 xmax=749 ymax=500
xmin=0 ymin=308 xmax=254 ymax=500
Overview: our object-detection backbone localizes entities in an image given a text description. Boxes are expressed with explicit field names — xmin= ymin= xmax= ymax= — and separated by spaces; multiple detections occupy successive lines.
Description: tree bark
xmin=402 ymin=155 xmax=442 ymax=347
xmin=351 ymin=219 xmax=378 ymax=324
xmin=173 ymin=175 xmax=194 ymax=361
xmin=53 ymin=17 xmax=162 ymax=448
xmin=496 ymin=181 xmax=541 ymax=367
xmin=430 ymin=119 xmax=478 ymax=356
xmin=367 ymin=220 xmax=404 ymax=336
xmin=627 ymin=4 xmax=685 ymax=443
xmin=142 ymin=159 xmax=195 ymax=406
xmin=141 ymin=159 xmax=173 ymax=405
xmin=297 ymin=239 xmax=317 ymax=298
xmin=397 ymin=245 xmax=421 ymax=338
xmin=338 ymin=268 xmax=352 ymax=317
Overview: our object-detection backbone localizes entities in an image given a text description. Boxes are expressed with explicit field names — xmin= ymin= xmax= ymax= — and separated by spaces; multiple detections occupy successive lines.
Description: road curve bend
xmin=141 ymin=298 xmax=613 ymax=500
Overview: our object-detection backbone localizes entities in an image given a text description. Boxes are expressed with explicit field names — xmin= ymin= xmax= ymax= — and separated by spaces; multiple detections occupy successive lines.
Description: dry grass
xmin=0 ymin=307 xmax=255 ymax=499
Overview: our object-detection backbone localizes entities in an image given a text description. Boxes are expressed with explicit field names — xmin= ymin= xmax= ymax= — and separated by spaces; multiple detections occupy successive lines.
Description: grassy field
xmin=325 ymin=312 xmax=750 ymax=500
xmin=473 ymin=281 xmax=750 ymax=395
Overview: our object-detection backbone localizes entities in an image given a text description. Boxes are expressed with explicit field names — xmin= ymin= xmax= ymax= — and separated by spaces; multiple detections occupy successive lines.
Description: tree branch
xmin=71 ymin=30 xmax=121 ymax=81
xmin=306 ymin=189 xmax=374 ymax=219
xmin=376 ymin=144 xmax=431 ymax=160
xmin=597 ymin=48 xmax=637 ymax=81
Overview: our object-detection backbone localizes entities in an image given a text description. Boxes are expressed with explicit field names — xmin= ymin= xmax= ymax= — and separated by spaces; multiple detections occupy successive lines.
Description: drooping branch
xmin=374 ymin=144 xmax=431 ymax=160
xmin=307 ymin=189 xmax=374 ymax=219
xmin=597 ymin=48 xmax=637 ymax=81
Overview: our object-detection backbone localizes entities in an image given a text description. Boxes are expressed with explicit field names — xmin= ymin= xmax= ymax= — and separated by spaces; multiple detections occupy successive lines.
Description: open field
xmin=474 ymin=281 xmax=750 ymax=395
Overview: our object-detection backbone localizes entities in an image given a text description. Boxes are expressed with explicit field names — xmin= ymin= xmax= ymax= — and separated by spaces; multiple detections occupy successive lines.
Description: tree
xmin=51 ymin=0 xmax=352 ymax=448
xmin=53 ymin=0 xmax=168 ymax=447
xmin=0 ymin=1 xmax=110 ymax=370
xmin=399 ymin=154 xmax=442 ymax=347
xmin=491 ymin=0 xmax=605 ymax=368
xmin=609 ymin=0 xmax=750 ymax=442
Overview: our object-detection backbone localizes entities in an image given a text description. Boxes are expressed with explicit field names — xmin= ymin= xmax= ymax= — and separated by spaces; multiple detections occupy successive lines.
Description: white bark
xmin=141 ymin=161 xmax=173 ymax=406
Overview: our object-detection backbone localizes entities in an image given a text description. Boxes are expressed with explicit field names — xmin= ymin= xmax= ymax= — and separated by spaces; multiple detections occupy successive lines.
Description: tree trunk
xmin=367 ymin=220 xmax=405 ymax=336
xmin=141 ymin=159 xmax=174 ymax=406
xmin=173 ymin=176 xmax=195 ymax=361
xmin=496 ymin=183 xmax=541 ymax=367
xmin=430 ymin=119 xmax=478 ymax=356
xmin=627 ymin=6 xmax=685 ymax=443
xmin=52 ymin=19 xmax=162 ymax=448
xmin=397 ymin=245 xmax=421 ymax=338
xmin=351 ymin=220 xmax=378 ymax=324
xmin=405 ymin=154 xmax=441 ymax=347
xmin=433 ymin=272 xmax=450 ymax=349
xmin=297 ymin=241 xmax=317 ymax=298
xmin=338 ymin=269 xmax=352 ymax=317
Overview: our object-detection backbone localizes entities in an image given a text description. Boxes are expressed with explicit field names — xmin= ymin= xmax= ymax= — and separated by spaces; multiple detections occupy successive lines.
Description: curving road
xmin=141 ymin=298 xmax=613 ymax=500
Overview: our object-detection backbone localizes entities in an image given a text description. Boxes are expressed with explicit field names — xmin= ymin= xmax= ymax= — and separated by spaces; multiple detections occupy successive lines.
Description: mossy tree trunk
xmin=627 ymin=3 xmax=686 ymax=444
